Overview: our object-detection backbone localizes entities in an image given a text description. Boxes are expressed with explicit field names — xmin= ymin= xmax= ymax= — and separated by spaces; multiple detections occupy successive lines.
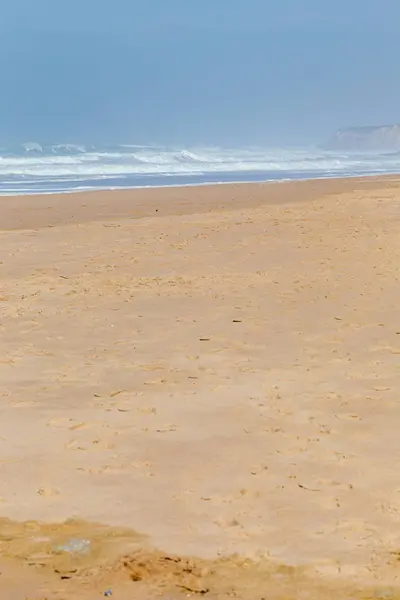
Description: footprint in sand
xmin=66 ymin=438 xmax=115 ymax=451
xmin=47 ymin=417 xmax=84 ymax=428
xmin=36 ymin=487 xmax=60 ymax=498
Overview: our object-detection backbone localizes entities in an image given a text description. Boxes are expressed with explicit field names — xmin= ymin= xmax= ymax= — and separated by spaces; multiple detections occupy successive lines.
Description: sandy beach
xmin=2 ymin=176 xmax=400 ymax=598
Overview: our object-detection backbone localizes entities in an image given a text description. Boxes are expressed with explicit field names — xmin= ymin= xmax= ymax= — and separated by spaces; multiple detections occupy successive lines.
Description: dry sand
xmin=2 ymin=177 xmax=400 ymax=598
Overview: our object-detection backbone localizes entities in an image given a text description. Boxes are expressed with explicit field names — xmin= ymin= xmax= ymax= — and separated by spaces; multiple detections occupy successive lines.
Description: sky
xmin=1 ymin=0 xmax=399 ymax=146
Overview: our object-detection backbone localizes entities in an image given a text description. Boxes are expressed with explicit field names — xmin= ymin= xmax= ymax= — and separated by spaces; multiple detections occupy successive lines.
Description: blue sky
xmin=1 ymin=0 xmax=399 ymax=145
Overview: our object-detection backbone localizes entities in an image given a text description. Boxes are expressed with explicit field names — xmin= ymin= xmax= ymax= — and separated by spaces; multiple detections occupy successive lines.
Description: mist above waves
xmin=1 ymin=0 xmax=400 ymax=148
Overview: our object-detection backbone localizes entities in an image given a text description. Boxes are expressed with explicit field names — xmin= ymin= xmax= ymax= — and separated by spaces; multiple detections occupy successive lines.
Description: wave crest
xmin=0 ymin=143 xmax=398 ymax=194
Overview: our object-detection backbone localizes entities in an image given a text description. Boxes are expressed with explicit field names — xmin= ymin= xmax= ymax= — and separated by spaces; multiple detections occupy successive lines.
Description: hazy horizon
xmin=1 ymin=0 xmax=400 ymax=146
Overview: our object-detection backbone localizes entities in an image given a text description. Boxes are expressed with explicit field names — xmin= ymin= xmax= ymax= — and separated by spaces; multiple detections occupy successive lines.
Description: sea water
xmin=0 ymin=142 xmax=399 ymax=195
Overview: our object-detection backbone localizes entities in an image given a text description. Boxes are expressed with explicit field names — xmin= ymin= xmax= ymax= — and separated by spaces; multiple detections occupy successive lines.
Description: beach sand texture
xmin=2 ymin=177 xmax=400 ymax=598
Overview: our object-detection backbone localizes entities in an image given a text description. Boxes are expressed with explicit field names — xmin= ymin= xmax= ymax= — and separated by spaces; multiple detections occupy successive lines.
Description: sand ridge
xmin=2 ymin=515 xmax=399 ymax=599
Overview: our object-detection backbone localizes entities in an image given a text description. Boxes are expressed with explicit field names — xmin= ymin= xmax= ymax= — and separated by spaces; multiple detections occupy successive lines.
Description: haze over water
xmin=1 ymin=1 xmax=400 ymax=193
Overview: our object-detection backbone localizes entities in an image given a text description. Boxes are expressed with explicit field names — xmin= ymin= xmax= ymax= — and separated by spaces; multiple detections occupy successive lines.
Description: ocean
xmin=0 ymin=143 xmax=399 ymax=195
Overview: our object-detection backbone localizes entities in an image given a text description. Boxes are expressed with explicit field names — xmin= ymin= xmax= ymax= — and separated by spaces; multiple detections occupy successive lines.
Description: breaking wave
xmin=0 ymin=143 xmax=399 ymax=194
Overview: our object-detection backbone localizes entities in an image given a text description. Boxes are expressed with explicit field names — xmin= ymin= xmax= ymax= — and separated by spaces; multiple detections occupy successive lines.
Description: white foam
xmin=0 ymin=144 xmax=399 ymax=193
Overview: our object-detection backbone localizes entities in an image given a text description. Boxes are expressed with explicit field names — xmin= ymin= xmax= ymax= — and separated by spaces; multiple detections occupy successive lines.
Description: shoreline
xmin=1 ymin=173 xmax=400 ymax=231
xmin=2 ymin=169 xmax=400 ymax=198
xmin=1 ymin=169 xmax=400 ymax=194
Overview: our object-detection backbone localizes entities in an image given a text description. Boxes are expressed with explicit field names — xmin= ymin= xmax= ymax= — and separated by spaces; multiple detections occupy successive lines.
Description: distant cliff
xmin=324 ymin=125 xmax=400 ymax=151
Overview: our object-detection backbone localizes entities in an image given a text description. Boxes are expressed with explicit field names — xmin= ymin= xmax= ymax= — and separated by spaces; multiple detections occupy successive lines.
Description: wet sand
xmin=2 ymin=177 xmax=400 ymax=598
